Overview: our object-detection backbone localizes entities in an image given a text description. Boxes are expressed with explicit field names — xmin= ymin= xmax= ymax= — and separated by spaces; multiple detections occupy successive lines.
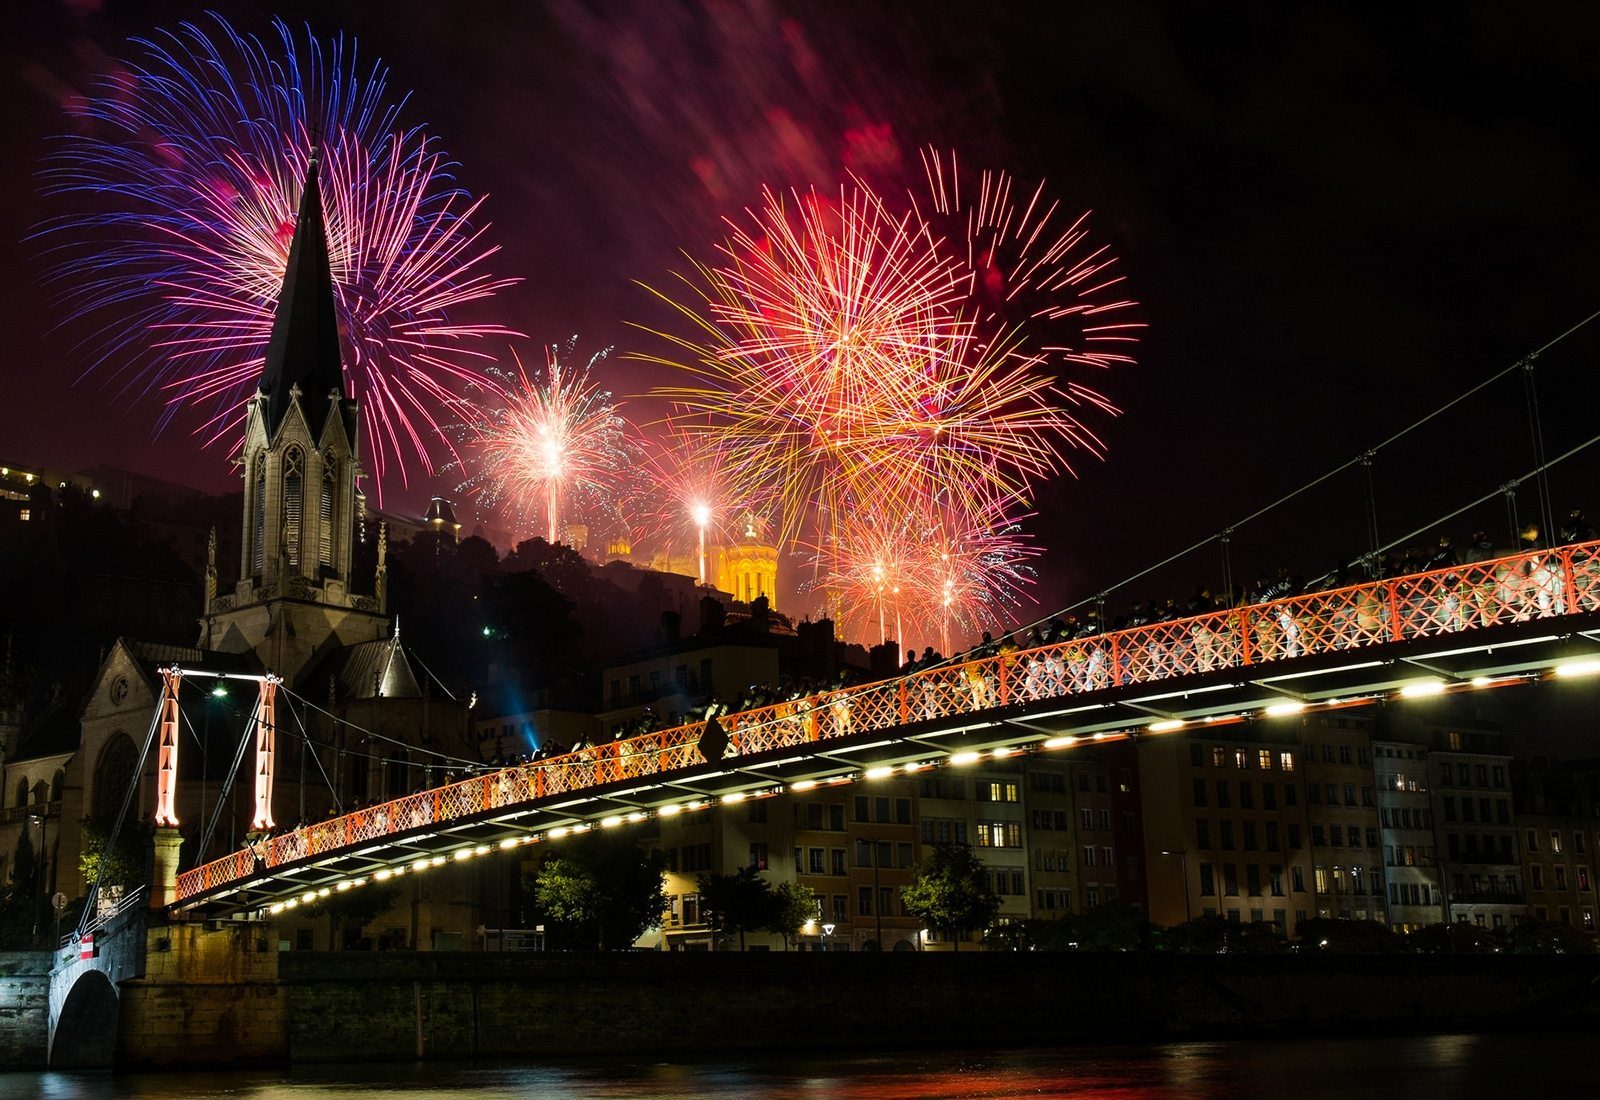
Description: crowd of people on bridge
xmin=905 ymin=512 xmax=1597 ymax=690
xmin=209 ymin=512 xmax=1598 ymax=888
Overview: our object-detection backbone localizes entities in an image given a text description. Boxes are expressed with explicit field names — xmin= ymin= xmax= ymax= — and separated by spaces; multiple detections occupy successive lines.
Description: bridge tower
xmin=199 ymin=150 xmax=388 ymax=685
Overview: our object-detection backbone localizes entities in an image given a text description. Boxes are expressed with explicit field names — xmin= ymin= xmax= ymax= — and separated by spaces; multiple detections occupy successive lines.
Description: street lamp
xmin=821 ymin=922 xmax=835 ymax=951
xmin=29 ymin=811 xmax=49 ymax=948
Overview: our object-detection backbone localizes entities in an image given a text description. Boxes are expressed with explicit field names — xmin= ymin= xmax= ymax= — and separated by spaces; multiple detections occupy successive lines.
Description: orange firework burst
xmin=462 ymin=342 xmax=636 ymax=545
xmin=819 ymin=491 xmax=1037 ymax=653
xmin=642 ymin=183 xmax=972 ymax=544
xmin=640 ymin=156 xmax=1138 ymax=649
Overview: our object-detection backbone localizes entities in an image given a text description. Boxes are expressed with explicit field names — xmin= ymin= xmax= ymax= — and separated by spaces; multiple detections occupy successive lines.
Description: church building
xmin=16 ymin=153 xmax=473 ymax=910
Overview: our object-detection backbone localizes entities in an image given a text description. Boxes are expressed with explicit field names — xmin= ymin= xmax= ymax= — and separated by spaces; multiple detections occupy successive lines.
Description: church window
xmin=94 ymin=733 xmax=139 ymax=821
xmin=252 ymin=460 xmax=266 ymax=575
xmin=319 ymin=458 xmax=336 ymax=569
xmin=284 ymin=448 xmax=304 ymax=568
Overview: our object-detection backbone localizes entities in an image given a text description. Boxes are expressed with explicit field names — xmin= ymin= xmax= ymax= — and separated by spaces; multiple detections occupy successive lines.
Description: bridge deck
xmin=175 ymin=540 xmax=1600 ymax=913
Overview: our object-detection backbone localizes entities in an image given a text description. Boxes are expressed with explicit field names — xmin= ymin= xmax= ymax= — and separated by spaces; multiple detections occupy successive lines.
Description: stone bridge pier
xmin=47 ymin=902 xmax=148 ymax=1068
xmin=48 ymin=827 xmax=285 ymax=1068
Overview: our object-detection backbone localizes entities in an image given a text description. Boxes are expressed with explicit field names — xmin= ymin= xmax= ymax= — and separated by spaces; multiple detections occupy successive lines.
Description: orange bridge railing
xmin=176 ymin=540 xmax=1600 ymax=903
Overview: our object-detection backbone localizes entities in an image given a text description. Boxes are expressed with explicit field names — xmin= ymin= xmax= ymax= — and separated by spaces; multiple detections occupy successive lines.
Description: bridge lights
xmin=600 ymin=815 xmax=624 ymax=828
xmin=949 ymin=751 xmax=981 ymax=766
xmin=1148 ymin=720 xmax=1184 ymax=733
xmin=1399 ymin=679 xmax=1446 ymax=698
xmin=1044 ymin=736 xmax=1077 ymax=749
xmin=721 ymin=792 xmax=746 ymax=804
xmin=1264 ymin=701 xmax=1305 ymax=718
xmin=1554 ymin=659 xmax=1600 ymax=679
xmin=864 ymin=765 xmax=895 ymax=780
xmin=789 ymin=780 xmax=817 ymax=792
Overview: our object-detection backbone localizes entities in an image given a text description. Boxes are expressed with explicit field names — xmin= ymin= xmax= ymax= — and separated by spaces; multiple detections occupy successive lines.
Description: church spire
xmin=259 ymin=149 xmax=346 ymax=440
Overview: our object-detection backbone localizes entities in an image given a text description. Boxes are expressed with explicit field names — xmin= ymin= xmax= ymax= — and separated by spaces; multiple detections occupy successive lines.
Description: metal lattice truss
xmin=174 ymin=540 xmax=1600 ymax=912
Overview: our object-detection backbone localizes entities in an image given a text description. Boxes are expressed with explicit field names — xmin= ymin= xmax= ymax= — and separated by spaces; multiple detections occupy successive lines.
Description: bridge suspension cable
xmin=74 ymin=678 xmax=168 ymax=939
xmin=994 ymin=305 xmax=1600 ymax=643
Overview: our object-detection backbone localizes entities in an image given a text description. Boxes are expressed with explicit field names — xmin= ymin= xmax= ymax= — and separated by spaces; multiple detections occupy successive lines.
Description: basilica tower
xmin=199 ymin=152 xmax=389 ymax=681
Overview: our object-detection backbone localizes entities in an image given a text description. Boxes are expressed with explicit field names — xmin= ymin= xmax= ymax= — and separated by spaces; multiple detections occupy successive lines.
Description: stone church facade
xmin=7 ymin=154 xmax=473 ymax=911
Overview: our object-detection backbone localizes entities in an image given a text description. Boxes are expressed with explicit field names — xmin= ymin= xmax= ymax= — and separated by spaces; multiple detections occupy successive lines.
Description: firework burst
xmin=916 ymin=147 xmax=1142 ymax=399
xmin=642 ymin=157 xmax=1138 ymax=650
xmin=35 ymin=14 xmax=518 ymax=496
xmin=461 ymin=341 xmax=638 ymax=546
xmin=641 ymin=182 xmax=972 ymax=544
xmin=631 ymin=420 xmax=749 ymax=584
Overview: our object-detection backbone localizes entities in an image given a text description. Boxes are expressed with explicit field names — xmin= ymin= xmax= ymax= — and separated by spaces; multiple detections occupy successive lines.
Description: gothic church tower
xmin=200 ymin=153 xmax=389 ymax=682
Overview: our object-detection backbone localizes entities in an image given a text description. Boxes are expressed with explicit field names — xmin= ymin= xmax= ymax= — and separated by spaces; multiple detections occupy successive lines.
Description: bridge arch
xmin=50 ymin=969 xmax=119 ymax=1068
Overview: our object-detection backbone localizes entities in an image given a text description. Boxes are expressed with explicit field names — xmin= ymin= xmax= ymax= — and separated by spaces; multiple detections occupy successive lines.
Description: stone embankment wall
xmin=115 ymin=923 xmax=286 ymax=1068
xmin=0 ymin=953 xmax=51 ymax=1069
xmin=277 ymin=952 xmax=1600 ymax=1063
xmin=28 ymin=935 xmax=1600 ymax=1071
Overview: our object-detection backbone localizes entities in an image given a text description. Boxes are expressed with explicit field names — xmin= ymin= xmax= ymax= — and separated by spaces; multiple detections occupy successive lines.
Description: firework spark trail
xmin=631 ymin=419 xmax=748 ymax=584
xmin=640 ymin=157 xmax=1138 ymax=650
xmin=915 ymin=147 xmax=1142 ymax=395
xmin=461 ymin=341 xmax=638 ymax=547
xmin=818 ymin=492 xmax=1038 ymax=654
xmin=35 ymin=14 xmax=519 ymax=498
xmin=642 ymin=183 xmax=974 ymax=547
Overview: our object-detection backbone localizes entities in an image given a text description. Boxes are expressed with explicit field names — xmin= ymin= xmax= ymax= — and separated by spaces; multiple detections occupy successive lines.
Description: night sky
xmin=4 ymin=1 xmax=1599 ymax=620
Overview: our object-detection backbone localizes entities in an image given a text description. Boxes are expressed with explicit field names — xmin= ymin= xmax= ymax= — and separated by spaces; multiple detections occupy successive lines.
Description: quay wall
xmin=0 ymin=953 xmax=51 ymax=1069
xmin=275 ymin=952 xmax=1600 ymax=1063
xmin=28 ymin=938 xmax=1600 ymax=1070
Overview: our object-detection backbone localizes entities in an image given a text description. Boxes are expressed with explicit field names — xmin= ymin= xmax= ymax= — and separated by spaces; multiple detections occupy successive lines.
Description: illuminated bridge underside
xmin=176 ymin=541 xmax=1600 ymax=913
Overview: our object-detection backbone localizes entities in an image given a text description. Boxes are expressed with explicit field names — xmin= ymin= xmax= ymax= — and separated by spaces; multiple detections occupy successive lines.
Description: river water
xmin=5 ymin=1034 xmax=1594 ymax=1098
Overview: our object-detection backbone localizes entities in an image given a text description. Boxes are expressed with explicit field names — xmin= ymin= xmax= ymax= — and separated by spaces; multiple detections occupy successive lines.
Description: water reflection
xmin=6 ymin=1035 xmax=1592 ymax=1100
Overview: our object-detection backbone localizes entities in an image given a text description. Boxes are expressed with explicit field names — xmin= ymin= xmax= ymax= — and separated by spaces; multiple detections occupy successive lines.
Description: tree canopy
xmin=526 ymin=830 xmax=666 ymax=951
xmin=766 ymin=880 xmax=818 ymax=950
xmin=699 ymin=865 xmax=777 ymax=950
xmin=900 ymin=842 xmax=1000 ymax=950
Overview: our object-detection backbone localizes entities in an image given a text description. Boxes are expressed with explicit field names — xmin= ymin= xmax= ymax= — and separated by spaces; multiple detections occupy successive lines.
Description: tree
xmin=305 ymin=883 xmax=401 ymax=949
xmin=699 ymin=865 xmax=777 ymax=950
xmin=900 ymin=842 xmax=1000 ymax=951
xmin=1405 ymin=919 xmax=1506 ymax=954
xmin=527 ymin=830 xmax=666 ymax=951
xmin=1296 ymin=917 xmax=1404 ymax=953
xmin=1160 ymin=915 xmax=1287 ymax=954
xmin=766 ymin=880 xmax=818 ymax=950
xmin=1506 ymin=917 xmax=1597 ymax=955
xmin=1061 ymin=898 xmax=1148 ymax=951
xmin=78 ymin=818 xmax=150 ymax=898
